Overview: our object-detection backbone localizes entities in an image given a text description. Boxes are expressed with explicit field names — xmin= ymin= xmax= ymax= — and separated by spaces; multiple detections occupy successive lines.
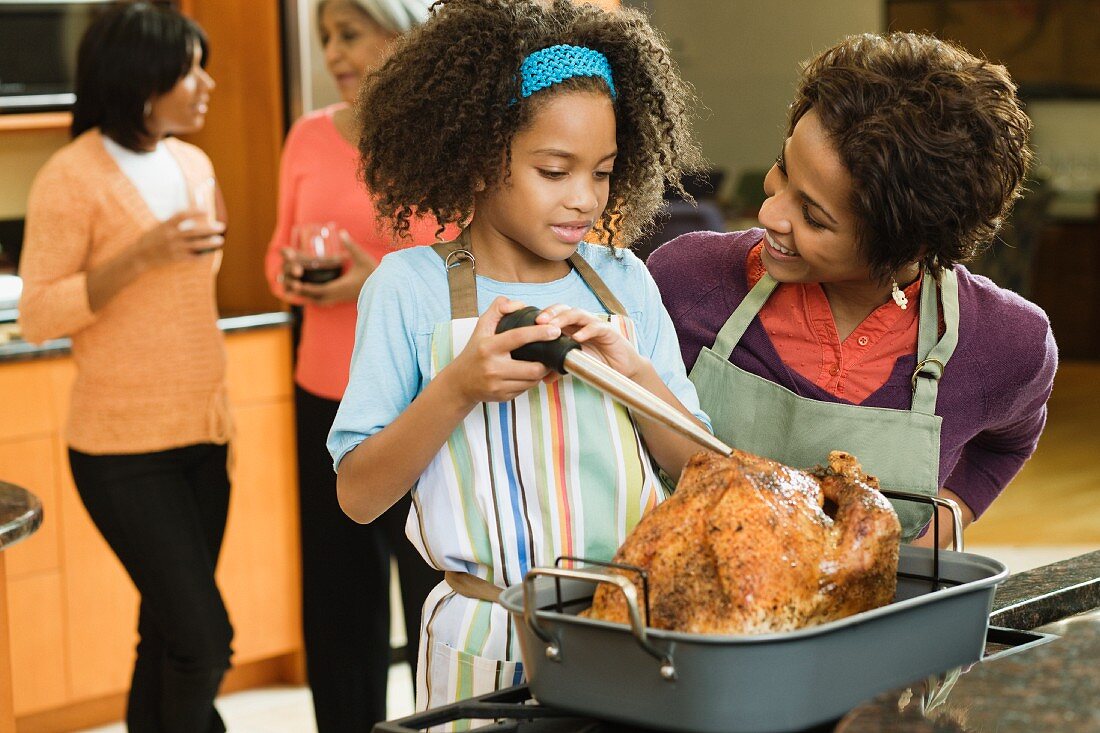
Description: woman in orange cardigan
xmin=18 ymin=5 xmax=231 ymax=732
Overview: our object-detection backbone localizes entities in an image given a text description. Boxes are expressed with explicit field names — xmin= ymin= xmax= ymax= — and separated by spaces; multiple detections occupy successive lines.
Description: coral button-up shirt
xmin=746 ymin=242 xmax=924 ymax=403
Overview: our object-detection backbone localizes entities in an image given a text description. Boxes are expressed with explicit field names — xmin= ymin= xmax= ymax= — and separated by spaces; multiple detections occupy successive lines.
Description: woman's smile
xmin=764 ymin=230 xmax=800 ymax=259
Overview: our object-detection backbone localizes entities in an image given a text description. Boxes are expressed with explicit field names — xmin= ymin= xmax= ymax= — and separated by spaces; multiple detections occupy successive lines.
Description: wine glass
xmin=294 ymin=222 xmax=345 ymax=284
xmin=187 ymin=176 xmax=221 ymax=254
xmin=192 ymin=175 xmax=217 ymax=222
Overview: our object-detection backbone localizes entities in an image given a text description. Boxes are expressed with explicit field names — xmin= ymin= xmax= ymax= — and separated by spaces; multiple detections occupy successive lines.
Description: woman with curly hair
xmin=327 ymin=0 xmax=708 ymax=711
xmin=649 ymin=33 xmax=1057 ymax=549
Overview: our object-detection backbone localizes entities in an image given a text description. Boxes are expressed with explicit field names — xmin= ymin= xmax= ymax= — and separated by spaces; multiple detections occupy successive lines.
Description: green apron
xmin=688 ymin=268 xmax=960 ymax=541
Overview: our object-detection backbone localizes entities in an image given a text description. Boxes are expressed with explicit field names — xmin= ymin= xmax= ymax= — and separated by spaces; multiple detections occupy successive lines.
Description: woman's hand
xmin=444 ymin=296 xmax=559 ymax=405
xmin=281 ymin=230 xmax=378 ymax=305
xmin=86 ymin=209 xmax=224 ymax=313
xmin=135 ymin=209 xmax=226 ymax=269
xmin=536 ymin=304 xmax=647 ymax=379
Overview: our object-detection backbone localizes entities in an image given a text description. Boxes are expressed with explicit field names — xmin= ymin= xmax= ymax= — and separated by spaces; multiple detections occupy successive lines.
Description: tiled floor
xmin=78 ymin=662 xmax=416 ymax=733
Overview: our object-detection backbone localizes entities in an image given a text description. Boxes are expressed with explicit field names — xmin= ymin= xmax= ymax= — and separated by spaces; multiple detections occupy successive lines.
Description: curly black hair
xmin=357 ymin=0 xmax=704 ymax=247
xmin=789 ymin=32 xmax=1032 ymax=281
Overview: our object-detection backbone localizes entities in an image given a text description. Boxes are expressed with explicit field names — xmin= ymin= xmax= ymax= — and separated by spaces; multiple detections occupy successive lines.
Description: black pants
xmin=295 ymin=386 xmax=442 ymax=732
xmin=68 ymin=443 xmax=234 ymax=733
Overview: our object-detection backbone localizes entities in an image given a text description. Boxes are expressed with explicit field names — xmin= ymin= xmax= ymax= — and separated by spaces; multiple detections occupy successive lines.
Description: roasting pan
xmin=499 ymin=543 xmax=1008 ymax=733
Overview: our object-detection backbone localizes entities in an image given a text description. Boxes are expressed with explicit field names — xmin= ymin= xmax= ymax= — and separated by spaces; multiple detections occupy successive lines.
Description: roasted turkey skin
xmin=585 ymin=450 xmax=901 ymax=634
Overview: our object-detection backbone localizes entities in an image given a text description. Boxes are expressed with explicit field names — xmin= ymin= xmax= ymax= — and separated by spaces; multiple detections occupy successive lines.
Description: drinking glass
xmin=294 ymin=222 xmax=345 ymax=284
xmin=192 ymin=175 xmax=217 ymax=222
xmin=186 ymin=176 xmax=221 ymax=254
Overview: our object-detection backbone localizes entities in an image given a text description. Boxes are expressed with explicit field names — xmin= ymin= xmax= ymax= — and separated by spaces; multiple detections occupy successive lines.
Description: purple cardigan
xmin=647 ymin=229 xmax=1058 ymax=519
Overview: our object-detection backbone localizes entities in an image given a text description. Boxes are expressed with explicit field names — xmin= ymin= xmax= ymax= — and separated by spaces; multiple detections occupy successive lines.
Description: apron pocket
xmin=429 ymin=641 xmax=524 ymax=726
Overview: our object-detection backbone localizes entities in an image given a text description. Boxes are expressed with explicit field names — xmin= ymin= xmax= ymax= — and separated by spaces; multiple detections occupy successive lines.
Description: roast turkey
xmin=585 ymin=449 xmax=901 ymax=634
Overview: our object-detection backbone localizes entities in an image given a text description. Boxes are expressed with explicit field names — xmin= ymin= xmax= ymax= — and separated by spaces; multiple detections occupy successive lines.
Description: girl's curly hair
xmin=357 ymin=0 xmax=704 ymax=247
xmin=789 ymin=32 xmax=1032 ymax=281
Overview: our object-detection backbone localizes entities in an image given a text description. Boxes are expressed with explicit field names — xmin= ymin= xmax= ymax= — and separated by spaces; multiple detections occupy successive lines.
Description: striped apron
xmin=409 ymin=235 xmax=665 ymax=720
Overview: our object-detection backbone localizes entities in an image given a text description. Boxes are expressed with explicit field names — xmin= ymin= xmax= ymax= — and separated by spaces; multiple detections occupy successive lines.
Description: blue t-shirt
xmin=328 ymin=241 xmax=710 ymax=469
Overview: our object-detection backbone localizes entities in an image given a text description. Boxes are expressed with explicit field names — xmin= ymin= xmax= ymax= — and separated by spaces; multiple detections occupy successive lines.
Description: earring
xmin=143 ymin=101 xmax=152 ymax=118
xmin=890 ymin=278 xmax=909 ymax=310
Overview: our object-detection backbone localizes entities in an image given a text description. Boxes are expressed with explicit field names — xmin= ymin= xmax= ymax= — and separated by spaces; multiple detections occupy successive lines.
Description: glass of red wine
xmin=294 ymin=222 xmax=345 ymax=284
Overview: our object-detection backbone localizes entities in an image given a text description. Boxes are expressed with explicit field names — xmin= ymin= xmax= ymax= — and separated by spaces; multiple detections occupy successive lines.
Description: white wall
xmin=623 ymin=0 xmax=884 ymax=195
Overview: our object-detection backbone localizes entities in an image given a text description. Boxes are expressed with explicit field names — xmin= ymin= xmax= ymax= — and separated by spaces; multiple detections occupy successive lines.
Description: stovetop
xmin=372 ymin=685 xmax=840 ymax=733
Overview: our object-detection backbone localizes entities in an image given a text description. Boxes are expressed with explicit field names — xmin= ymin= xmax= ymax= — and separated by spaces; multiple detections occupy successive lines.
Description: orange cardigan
xmin=19 ymin=130 xmax=231 ymax=454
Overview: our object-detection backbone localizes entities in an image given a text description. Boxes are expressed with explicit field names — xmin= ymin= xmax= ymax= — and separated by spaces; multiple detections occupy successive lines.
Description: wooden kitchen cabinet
xmin=1031 ymin=218 xmax=1100 ymax=360
xmin=0 ymin=325 xmax=302 ymax=730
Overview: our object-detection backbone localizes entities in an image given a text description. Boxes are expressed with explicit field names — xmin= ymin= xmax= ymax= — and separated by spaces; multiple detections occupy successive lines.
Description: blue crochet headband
xmin=517 ymin=44 xmax=617 ymax=102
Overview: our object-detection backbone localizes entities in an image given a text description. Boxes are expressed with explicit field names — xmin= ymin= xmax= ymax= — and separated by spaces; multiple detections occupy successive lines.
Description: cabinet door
xmin=6 ymin=572 xmax=67 ymax=715
xmin=0 ymin=437 xmax=61 ymax=576
xmin=225 ymin=329 xmax=294 ymax=405
xmin=0 ymin=361 xmax=56 ymax=443
xmin=60 ymin=451 xmax=140 ymax=701
xmin=217 ymin=399 xmax=301 ymax=663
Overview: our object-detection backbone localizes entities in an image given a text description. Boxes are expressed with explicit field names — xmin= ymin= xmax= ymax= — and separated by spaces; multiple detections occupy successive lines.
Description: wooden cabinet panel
xmin=185 ymin=0 xmax=284 ymax=316
xmin=0 ymin=438 xmax=59 ymax=576
xmin=0 ymin=555 xmax=14 ymax=733
xmin=1 ymin=326 xmax=299 ymax=718
xmin=218 ymin=400 xmax=300 ymax=663
xmin=6 ymin=572 xmax=67 ymax=716
xmin=1031 ymin=220 xmax=1100 ymax=359
xmin=225 ymin=329 xmax=294 ymax=405
xmin=0 ymin=362 xmax=55 ymax=442
xmin=60 ymin=461 xmax=138 ymax=701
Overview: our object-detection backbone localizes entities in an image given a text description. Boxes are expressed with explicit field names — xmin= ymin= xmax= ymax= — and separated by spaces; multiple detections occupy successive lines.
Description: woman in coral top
xmin=264 ymin=1 xmax=443 ymax=729
xmin=648 ymin=33 xmax=1057 ymax=550
xmin=18 ymin=4 xmax=231 ymax=732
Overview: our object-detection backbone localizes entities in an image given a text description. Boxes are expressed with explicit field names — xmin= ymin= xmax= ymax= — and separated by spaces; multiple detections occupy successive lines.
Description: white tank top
xmin=101 ymin=135 xmax=189 ymax=221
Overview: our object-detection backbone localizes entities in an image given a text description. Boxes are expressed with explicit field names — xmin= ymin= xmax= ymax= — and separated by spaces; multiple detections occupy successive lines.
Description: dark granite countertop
xmin=0 ymin=482 xmax=43 ymax=551
xmin=835 ymin=550 xmax=1100 ymax=733
xmin=0 ymin=310 xmax=293 ymax=364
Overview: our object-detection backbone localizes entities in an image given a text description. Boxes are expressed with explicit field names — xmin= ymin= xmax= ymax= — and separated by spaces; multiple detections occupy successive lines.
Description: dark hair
xmin=358 ymin=0 xmax=704 ymax=247
xmin=71 ymin=1 xmax=209 ymax=151
xmin=788 ymin=32 xmax=1032 ymax=280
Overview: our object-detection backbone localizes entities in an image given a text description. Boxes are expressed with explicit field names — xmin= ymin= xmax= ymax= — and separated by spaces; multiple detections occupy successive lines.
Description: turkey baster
xmin=497 ymin=307 xmax=732 ymax=457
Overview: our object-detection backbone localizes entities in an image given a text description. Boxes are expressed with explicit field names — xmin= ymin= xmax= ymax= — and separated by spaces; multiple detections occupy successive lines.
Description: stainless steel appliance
xmin=0 ymin=0 xmax=116 ymax=112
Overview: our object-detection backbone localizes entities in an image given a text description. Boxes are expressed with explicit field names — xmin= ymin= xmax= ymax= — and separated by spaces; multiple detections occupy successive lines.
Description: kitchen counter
xmin=0 ymin=310 xmax=293 ymax=363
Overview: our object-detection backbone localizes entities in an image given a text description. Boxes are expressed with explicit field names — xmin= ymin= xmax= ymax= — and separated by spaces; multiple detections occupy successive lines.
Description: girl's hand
xmin=283 ymin=230 xmax=378 ymax=306
xmin=536 ymin=304 xmax=646 ymax=379
xmin=136 ymin=209 xmax=226 ymax=269
xmin=446 ymin=296 xmax=559 ymax=404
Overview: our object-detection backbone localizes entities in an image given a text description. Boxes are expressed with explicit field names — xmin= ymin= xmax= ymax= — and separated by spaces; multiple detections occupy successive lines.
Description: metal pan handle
xmin=880 ymin=488 xmax=964 ymax=552
xmin=522 ymin=566 xmax=677 ymax=680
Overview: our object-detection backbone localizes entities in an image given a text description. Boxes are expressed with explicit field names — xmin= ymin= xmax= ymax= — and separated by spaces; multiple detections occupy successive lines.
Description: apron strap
xmin=711 ymin=273 xmax=778 ymax=360
xmin=431 ymin=231 xmax=478 ymax=320
xmin=707 ymin=261 xmax=960 ymax=416
xmin=910 ymin=267 xmax=960 ymax=415
xmin=444 ymin=571 xmax=502 ymax=603
xmin=567 ymin=252 xmax=627 ymax=316
xmin=431 ymin=230 xmax=628 ymax=319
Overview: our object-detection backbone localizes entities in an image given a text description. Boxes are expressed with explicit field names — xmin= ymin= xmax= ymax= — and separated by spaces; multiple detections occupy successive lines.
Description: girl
xmin=327 ymin=0 xmax=709 ymax=711
xmin=264 ymin=1 xmax=442 ymax=729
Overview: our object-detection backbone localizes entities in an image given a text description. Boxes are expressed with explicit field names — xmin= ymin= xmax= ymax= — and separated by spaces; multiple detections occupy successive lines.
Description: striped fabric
xmin=410 ymin=313 xmax=665 ymax=723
